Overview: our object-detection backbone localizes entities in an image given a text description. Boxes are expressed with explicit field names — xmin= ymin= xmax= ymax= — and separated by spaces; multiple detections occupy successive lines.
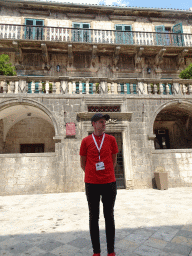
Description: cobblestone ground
xmin=1 ymin=188 xmax=192 ymax=256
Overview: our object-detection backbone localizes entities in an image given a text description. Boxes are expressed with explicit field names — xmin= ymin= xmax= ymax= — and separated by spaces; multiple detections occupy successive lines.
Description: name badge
xmin=96 ymin=162 xmax=105 ymax=171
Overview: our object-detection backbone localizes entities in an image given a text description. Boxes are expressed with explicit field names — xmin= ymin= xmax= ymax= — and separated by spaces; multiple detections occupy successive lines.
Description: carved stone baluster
xmin=189 ymin=84 xmax=192 ymax=95
xmin=111 ymin=83 xmax=114 ymax=94
xmin=3 ymin=81 xmax=8 ymax=93
xmin=15 ymin=81 xmax=19 ymax=93
xmin=52 ymin=81 xmax=56 ymax=94
xmin=93 ymin=83 xmax=96 ymax=94
xmin=79 ymin=81 xmax=82 ymax=94
xmin=72 ymin=81 xmax=76 ymax=94
xmin=31 ymin=81 xmax=35 ymax=93
xmin=183 ymin=84 xmax=187 ymax=95
xmin=60 ymin=81 xmax=68 ymax=94
xmin=86 ymin=81 xmax=89 ymax=94
xmin=117 ymin=83 xmax=121 ymax=94
xmin=68 ymin=82 xmax=72 ymax=94
xmin=154 ymin=84 xmax=158 ymax=95
xmin=9 ymin=81 xmax=15 ymax=93
xmin=165 ymin=83 xmax=169 ymax=95
xmin=39 ymin=81 xmax=42 ymax=93
xmin=45 ymin=81 xmax=49 ymax=94
xmin=130 ymin=84 xmax=133 ymax=94
xmin=159 ymin=83 xmax=164 ymax=95
xmin=124 ymin=83 xmax=127 ymax=94
xmin=147 ymin=83 xmax=152 ymax=95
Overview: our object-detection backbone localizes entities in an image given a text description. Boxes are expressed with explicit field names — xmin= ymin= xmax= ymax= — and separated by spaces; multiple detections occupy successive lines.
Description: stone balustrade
xmin=0 ymin=76 xmax=192 ymax=96
xmin=0 ymin=24 xmax=192 ymax=47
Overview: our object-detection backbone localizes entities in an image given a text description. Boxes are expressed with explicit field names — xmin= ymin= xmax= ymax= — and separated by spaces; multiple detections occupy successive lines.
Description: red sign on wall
xmin=66 ymin=122 xmax=76 ymax=136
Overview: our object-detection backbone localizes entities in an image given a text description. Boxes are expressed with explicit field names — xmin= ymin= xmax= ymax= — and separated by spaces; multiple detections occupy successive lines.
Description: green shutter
xmin=115 ymin=25 xmax=133 ymax=45
xmin=155 ymin=25 xmax=165 ymax=45
xmin=82 ymin=82 xmax=86 ymax=94
xmin=25 ymin=19 xmax=44 ymax=40
xmin=73 ymin=23 xmax=90 ymax=42
xmin=173 ymin=23 xmax=183 ymax=46
xmin=126 ymin=83 xmax=130 ymax=94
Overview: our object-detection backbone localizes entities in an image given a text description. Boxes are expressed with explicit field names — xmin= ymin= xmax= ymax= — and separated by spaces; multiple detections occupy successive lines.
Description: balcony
xmin=0 ymin=76 xmax=192 ymax=96
xmin=0 ymin=24 xmax=192 ymax=47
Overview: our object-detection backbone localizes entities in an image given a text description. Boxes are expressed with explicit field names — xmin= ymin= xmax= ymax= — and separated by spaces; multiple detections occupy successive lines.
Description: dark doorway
xmin=20 ymin=144 xmax=44 ymax=153
xmin=107 ymin=132 xmax=125 ymax=189
xmin=154 ymin=129 xmax=170 ymax=149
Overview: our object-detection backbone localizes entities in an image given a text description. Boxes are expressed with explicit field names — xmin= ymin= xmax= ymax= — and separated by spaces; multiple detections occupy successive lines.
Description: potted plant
xmin=154 ymin=167 xmax=168 ymax=190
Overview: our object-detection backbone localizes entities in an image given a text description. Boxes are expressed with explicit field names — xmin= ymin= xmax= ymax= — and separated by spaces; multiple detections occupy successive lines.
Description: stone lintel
xmin=77 ymin=112 xmax=132 ymax=121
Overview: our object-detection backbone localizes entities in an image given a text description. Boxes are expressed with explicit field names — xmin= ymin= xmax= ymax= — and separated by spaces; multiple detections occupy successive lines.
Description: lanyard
xmin=92 ymin=133 xmax=105 ymax=161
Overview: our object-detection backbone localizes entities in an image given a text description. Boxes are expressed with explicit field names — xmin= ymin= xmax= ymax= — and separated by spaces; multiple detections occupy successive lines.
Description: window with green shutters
xmin=155 ymin=23 xmax=183 ymax=46
xmin=115 ymin=25 xmax=133 ymax=45
xmin=72 ymin=23 xmax=91 ymax=43
xmin=25 ymin=19 xmax=44 ymax=40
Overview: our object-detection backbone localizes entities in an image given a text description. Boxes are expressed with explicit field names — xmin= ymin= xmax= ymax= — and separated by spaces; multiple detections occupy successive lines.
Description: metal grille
xmin=88 ymin=106 xmax=120 ymax=112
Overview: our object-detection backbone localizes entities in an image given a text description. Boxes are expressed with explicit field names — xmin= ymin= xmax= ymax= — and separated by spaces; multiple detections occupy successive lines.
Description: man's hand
xmin=112 ymin=154 xmax=117 ymax=169
xmin=80 ymin=155 xmax=87 ymax=172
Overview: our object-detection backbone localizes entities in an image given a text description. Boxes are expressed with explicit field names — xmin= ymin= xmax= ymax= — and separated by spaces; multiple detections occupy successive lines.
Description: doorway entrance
xmin=108 ymin=132 xmax=125 ymax=189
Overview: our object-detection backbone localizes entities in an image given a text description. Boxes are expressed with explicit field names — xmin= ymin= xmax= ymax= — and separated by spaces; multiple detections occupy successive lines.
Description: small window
xmin=20 ymin=144 xmax=44 ymax=153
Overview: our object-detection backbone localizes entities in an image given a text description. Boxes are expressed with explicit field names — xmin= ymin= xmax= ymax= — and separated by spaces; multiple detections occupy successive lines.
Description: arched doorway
xmin=0 ymin=103 xmax=56 ymax=153
xmin=153 ymin=102 xmax=192 ymax=149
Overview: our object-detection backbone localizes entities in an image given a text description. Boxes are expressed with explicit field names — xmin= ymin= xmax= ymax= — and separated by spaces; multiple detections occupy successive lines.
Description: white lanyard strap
xmin=92 ymin=133 xmax=105 ymax=161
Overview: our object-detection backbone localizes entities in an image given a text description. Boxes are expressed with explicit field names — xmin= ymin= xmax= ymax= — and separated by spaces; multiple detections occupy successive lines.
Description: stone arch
xmin=0 ymin=98 xmax=60 ymax=153
xmin=149 ymin=100 xmax=192 ymax=149
xmin=0 ymin=98 xmax=59 ymax=141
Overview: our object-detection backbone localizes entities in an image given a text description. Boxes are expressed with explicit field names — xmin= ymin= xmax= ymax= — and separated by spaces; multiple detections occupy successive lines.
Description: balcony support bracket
xmin=91 ymin=45 xmax=97 ymax=67
xmin=155 ymin=48 xmax=166 ymax=66
xmin=12 ymin=41 xmax=22 ymax=64
xmin=135 ymin=47 xmax=144 ymax=71
xmin=68 ymin=44 xmax=73 ymax=67
xmin=41 ymin=43 xmax=50 ymax=70
xmin=177 ymin=49 xmax=188 ymax=67
xmin=113 ymin=46 xmax=121 ymax=67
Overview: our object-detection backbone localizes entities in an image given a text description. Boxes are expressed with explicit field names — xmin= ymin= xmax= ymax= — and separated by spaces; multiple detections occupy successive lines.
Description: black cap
xmin=91 ymin=113 xmax=110 ymax=123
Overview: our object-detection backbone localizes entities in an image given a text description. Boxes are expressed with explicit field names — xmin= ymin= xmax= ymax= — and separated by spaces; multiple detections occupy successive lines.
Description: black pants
xmin=85 ymin=182 xmax=117 ymax=254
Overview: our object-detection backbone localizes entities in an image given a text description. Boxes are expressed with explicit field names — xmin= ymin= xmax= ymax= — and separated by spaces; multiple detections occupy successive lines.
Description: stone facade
xmin=0 ymin=0 xmax=192 ymax=195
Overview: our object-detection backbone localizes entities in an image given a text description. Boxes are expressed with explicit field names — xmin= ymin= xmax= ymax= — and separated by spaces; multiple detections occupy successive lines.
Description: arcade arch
xmin=153 ymin=101 xmax=192 ymax=149
xmin=0 ymin=102 xmax=56 ymax=153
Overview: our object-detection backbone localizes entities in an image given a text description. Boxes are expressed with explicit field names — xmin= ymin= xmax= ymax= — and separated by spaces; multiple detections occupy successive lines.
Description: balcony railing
xmin=0 ymin=24 xmax=192 ymax=47
xmin=1 ymin=77 xmax=192 ymax=96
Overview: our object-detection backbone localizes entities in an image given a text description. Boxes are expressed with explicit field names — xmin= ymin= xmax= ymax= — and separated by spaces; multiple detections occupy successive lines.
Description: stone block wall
xmin=1 ymin=94 xmax=192 ymax=195
xmin=0 ymin=152 xmax=64 ymax=195
xmin=152 ymin=149 xmax=192 ymax=187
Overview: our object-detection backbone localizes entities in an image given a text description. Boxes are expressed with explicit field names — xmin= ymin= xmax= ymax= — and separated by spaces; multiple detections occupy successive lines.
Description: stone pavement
xmin=1 ymin=188 xmax=192 ymax=256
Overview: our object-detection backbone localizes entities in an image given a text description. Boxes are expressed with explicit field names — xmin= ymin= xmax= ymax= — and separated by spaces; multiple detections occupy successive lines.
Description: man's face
xmin=92 ymin=118 xmax=106 ymax=133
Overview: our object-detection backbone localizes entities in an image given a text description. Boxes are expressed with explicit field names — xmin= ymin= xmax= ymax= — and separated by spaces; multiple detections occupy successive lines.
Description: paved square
xmin=1 ymin=188 xmax=192 ymax=255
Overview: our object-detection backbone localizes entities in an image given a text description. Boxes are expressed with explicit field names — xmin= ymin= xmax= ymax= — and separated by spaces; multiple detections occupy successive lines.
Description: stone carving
xmin=137 ymin=82 xmax=144 ymax=95
xmin=172 ymin=83 xmax=181 ymax=95
xmin=106 ymin=118 xmax=118 ymax=124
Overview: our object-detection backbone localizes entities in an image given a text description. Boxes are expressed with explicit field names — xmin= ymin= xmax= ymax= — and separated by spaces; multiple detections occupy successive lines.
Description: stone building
xmin=0 ymin=0 xmax=192 ymax=195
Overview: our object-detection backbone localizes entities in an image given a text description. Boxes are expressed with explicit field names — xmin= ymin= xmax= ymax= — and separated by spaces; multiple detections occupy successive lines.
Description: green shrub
xmin=179 ymin=63 xmax=192 ymax=79
xmin=0 ymin=54 xmax=16 ymax=76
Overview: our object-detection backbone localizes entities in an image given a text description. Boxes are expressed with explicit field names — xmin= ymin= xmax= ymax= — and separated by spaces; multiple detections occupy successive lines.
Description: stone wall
xmin=152 ymin=149 xmax=192 ymax=187
xmin=0 ymin=152 xmax=64 ymax=195
xmin=3 ymin=117 xmax=55 ymax=153
xmin=1 ymin=94 xmax=192 ymax=195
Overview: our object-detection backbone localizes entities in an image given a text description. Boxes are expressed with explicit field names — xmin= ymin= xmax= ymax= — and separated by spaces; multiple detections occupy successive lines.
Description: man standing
xmin=80 ymin=113 xmax=118 ymax=256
